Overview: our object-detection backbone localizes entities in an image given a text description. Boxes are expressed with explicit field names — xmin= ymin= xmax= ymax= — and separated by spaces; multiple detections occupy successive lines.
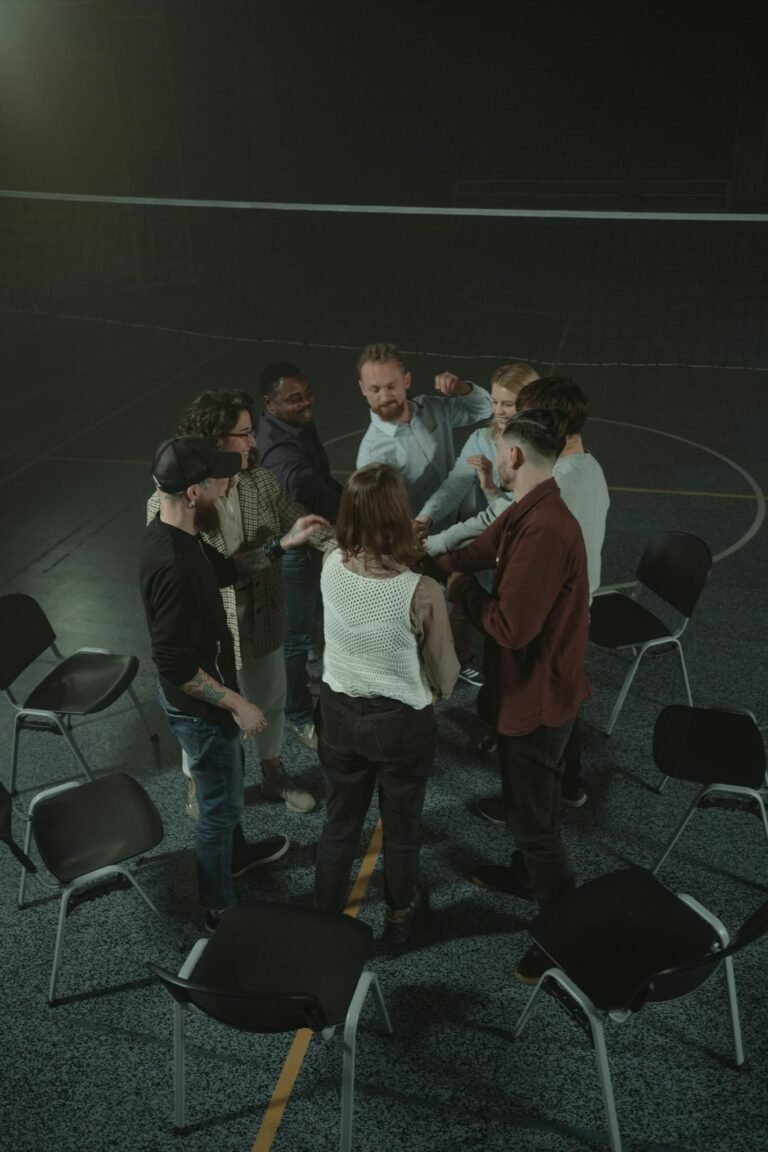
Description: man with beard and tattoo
xmin=140 ymin=436 xmax=327 ymax=932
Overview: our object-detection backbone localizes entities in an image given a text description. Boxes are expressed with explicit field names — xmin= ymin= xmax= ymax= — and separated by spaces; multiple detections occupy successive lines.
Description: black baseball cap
xmin=152 ymin=436 xmax=241 ymax=494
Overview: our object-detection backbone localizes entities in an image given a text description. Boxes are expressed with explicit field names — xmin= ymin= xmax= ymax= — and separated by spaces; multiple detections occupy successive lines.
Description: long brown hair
xmin=336 ymin=464 xmax=422 ymax=568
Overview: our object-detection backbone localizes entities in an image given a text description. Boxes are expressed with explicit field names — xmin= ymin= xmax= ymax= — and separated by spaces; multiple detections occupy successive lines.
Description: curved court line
xmin=324 ymin=422 xmax=764 ymax=566
xmin=591 ymin=417 xmax=765 ymax=563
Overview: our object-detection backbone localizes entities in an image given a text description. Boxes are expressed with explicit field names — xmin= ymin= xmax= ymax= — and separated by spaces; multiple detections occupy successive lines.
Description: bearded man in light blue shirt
xmin=356 ymin=342 xmax=492 ymax=526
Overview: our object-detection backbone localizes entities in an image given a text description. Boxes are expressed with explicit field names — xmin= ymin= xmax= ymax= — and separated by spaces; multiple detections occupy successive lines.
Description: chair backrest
xmin=0 ymin=782 xmax=38 ymax=872
xmin=148 ymin=901 xmax=374 ymax=1033
xmin=636 ymin=531 xmax=712 ymax=618
xmin=653 ymin=704 xmax=766 ymax=788
xmin=0 ymin=594 xmax=57 ymax=690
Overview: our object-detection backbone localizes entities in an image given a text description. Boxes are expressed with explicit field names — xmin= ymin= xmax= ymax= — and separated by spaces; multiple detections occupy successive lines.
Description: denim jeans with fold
xmin=314 ymin=685 xmax=436 ymax=913
xmin=159 ymin=690 xmax=244 ymax=912
xmin=498 ymin=719 xmax=576 ymax=904
xmin=282 ymin=546 xmax=322 ymax=728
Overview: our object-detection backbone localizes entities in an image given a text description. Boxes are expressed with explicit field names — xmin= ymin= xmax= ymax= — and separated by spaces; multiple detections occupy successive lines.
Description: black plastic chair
xmin=0 ymin=772 xmax=180 ymax=1003
xmin=513 ymin=866 xmax=768 ymax=1152
xmin=651 ymin=704 xmax=768 ymax=875
xmin=588 ymin=531 xmax=712 ymax=735
xmin=0 ymin=593 xmax=158 ymax=793
xmin=147 ymin=901 xmax=393 ymax=1151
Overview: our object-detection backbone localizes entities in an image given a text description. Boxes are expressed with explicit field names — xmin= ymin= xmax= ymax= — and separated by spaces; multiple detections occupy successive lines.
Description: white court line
xmin=3 ymin=188 xmax=768 ymax=222
xmin=10 ymin=309 xmax=768 ymax=373
xmin=326 ymin=421 xmax=765 ymax=568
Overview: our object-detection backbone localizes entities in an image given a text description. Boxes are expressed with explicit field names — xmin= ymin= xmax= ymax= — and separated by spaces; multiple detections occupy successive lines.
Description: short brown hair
xmin=515 ymin=376 xmax=589 ymax=436
xmin=336 ymin=464 xmax=421 ymax=568
xmin=357 ymin=343 xmax=406 ymax=375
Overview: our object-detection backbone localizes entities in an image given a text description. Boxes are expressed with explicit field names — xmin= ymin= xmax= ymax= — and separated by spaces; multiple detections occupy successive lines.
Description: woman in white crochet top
xmin=314 ymin=464 xmax=459 ymax=945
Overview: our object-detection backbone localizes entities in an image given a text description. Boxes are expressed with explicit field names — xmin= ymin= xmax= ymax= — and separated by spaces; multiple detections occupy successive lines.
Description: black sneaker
xmin=561 ymin=786 xmax=587 ymax=809
xmin=231 ymin=834 xmax=290 ymax=878
xmin=476 ymin=732 xmax=498 ymax=754
xmin=475 ymin=796 xmax=509 ymax=827
xmin=513 ymin=944 xmax=552 ymax=986
xmin=459 ymin=664 xmax=485 ymax=687
xmin=380 ymin=890 xmax=422 ymax=946
xmin=203 ymin=909 xmax=223 ymax=934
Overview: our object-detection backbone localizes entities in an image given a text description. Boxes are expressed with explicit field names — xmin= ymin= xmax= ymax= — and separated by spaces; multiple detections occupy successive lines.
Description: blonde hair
xmin=487 ymin=362 xmax=539 ymax=436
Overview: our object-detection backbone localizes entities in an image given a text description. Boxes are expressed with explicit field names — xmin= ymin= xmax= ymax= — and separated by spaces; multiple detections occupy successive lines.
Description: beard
xmin=194 ymin=501 xmax=221 ymax=533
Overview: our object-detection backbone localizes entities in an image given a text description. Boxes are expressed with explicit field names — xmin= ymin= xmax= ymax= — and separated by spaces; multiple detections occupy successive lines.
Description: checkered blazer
xmin=146 ymin=466 xmax=334 ymax=667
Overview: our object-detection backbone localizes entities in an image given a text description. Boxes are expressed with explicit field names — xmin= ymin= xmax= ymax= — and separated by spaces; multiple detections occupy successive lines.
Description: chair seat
xmin=529 ymin=867 xmax=719 ymax=1012
xmin=33 ymin=773 xmax=163 ymax=883
xmin=191 ymin=901 xmax=374 ymax=1031
xmin=24 ymin=652 xmax=139 ymax=716
xmin=589 ymin=594 xmax=673 ymax=649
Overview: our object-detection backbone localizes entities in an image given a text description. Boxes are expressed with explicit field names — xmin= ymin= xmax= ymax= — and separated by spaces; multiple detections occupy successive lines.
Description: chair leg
xmin=512 ymin=978 xmax=549 ymax=1039
xmin=723 ymin=955 xmax=744 ymax=1066
xmin=368 ymin=972 xmax=393 ymax=1035
xmin=652 ymin=788 xmax=706 ymax=876
xmin=49 ymin=887 xmax=74 ymax=1004
xmin=173 ymin=1000 xmax=188 ymax=1130
xmin=57 ymin=722 xmax=95 ymax=784
xmin=588 ymin=1015 xmax=622 ymax=1152
xmin=604 ymin=651 xmax=645 ymax=736
xmin=339 ymin=971 xmax=377 ymax=1152
xmin=9 ymin=715 xmax=22 ymax=795
xmin=18 ymin=812 xmax=34 ymax=907
xmin=675 ymin=644 xmax=693 ymax=706
xmin=120 ymin=867 xmax=184 ymax=949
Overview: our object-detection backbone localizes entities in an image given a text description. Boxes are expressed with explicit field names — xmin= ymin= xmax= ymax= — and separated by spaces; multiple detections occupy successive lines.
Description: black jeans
xmin=314 ymin=685 xmax=436 ymax=913
xmin=498 ymin=720 xmax=576 ymax=904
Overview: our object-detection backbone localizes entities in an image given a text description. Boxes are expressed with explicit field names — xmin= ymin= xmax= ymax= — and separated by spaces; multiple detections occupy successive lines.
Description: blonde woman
xmin=415 ymin=364 xmax=539 ymax=683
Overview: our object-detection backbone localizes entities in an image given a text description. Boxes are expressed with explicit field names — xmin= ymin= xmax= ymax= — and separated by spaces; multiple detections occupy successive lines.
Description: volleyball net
xmin=2 ymin=190 xmax=767 ymax=371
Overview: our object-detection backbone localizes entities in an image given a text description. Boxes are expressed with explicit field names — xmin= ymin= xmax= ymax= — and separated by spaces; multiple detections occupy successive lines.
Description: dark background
xmin=1 ymin=1 xmax=766 ymax=210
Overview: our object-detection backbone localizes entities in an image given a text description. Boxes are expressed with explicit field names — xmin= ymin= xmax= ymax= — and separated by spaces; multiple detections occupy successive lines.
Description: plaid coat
xmin=146 ymin=467 xmax=334 ymax=667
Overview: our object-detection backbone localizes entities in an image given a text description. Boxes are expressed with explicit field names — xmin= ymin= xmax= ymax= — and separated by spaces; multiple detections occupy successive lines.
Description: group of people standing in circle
xmin=140 ymin=343 xmax=609 ymax=974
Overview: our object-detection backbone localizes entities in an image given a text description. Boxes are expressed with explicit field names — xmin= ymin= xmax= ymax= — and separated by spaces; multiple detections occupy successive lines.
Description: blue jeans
xmin=282 ymin=546 xmax=321 ymax=727
xmin=159 ymin=690 xmax=244 ymax=912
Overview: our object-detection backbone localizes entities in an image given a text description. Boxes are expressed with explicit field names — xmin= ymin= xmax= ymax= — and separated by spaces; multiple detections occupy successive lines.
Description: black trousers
xmin=314 ymin=685 xmax=436 ymax=913
xmin=498 ymin=719 xmax=576 ymax=904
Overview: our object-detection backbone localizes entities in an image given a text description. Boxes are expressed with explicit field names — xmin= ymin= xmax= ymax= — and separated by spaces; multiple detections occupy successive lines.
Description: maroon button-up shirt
xmin=437 ymin=477 xmax=590 ymax=736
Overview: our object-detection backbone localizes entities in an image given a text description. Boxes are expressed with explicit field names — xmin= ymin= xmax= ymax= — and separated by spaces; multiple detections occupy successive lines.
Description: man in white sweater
xmin=426 ymin=376 xmax=610 ymax=810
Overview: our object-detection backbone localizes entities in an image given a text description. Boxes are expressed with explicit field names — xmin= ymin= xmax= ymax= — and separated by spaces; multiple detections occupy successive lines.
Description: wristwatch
xmin=263 ymin=534 xmax=286 ymax=563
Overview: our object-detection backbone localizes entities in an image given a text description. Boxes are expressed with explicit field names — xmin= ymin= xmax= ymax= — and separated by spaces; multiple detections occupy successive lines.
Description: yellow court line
xmin=251 ymin=820 xmax=384 ymax=1152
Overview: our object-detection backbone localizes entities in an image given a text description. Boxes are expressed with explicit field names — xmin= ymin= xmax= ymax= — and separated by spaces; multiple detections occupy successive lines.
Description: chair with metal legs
xmin=0 ymin=772 xmax=180 ymax=1004
xmin=0 ymin=592 xmax=159 ymax=793
xmin=588 ymin=532 xmax=712 ymax=735
xmin=651 ymin=704 xmax=768 ymax=873
xmin=512 ymin=866 xmax=768 ymax=1152
xmin=147 ymin=901 xmax=393 ymax=1152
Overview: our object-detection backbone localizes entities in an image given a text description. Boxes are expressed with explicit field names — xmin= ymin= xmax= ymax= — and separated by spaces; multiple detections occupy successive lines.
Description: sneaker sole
xmin=231 ymin=837 xmax=290 ymax=878
xmin=561 ymin=794 xmax=588 ymax=809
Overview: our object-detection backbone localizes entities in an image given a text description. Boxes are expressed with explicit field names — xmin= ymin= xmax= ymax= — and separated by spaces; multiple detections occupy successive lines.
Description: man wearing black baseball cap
xmin=140 ymin=436 xmax=329 ymax=931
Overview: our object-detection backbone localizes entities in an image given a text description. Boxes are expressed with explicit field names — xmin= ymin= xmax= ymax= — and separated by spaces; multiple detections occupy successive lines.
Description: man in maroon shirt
xmin=438 ymin=408 xmax=590 ymax=977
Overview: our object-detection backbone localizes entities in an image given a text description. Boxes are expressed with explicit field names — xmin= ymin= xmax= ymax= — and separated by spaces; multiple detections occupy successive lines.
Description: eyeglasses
xmin=228 ymin=427 xmax=256 ymax=440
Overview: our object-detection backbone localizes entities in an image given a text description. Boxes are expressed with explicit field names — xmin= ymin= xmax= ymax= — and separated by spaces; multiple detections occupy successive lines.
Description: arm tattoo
xmin=181 ymin=668 xmax=226 ymax=705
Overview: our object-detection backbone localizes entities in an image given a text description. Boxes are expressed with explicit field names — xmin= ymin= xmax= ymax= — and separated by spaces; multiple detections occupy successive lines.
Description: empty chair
xmin=513 ymin=866 xmax=768 ymax=1152
xmin=147 ymin=901 xmax=393 ymax=1152
xmin=0 ymin=772 xmax=180 ymax=1003
xmin=0 ymin=592 xmax=158 ymax=793
xmin=651 ymin=704 xmax=768 ymax=875
xmin=589 ymin=531 xmax=712 ymax=735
